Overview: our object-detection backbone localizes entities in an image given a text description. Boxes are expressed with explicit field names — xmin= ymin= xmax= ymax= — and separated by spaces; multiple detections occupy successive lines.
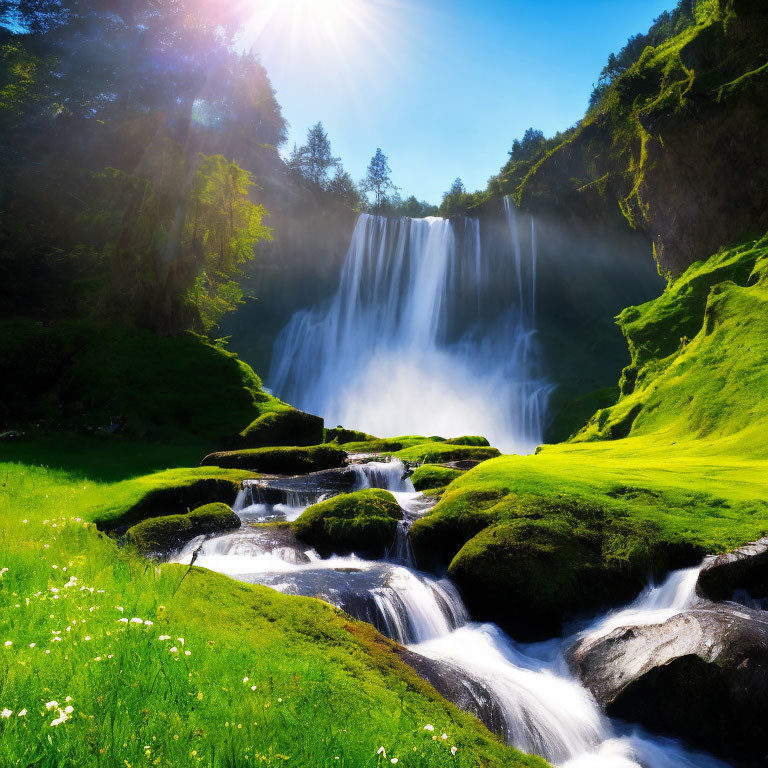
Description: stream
xmin=172 ymin=459 xmax=731 ymax=768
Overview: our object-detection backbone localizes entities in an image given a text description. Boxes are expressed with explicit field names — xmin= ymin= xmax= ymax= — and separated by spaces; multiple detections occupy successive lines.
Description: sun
xmin=241 ymin=0 xmax=371 ymax=51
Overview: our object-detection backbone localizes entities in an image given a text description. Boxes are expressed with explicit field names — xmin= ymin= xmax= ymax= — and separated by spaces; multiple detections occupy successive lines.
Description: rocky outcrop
xmin=517 ymin=2 xmax=768 ymax=277
xmin=697 ymin=537 xmax=768 ymax=602
xmin=568 ymin=603 xmax=768 ymax=766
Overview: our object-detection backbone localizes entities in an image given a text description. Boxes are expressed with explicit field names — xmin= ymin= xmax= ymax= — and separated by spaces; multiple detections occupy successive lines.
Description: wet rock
xmin=568 ymin=603 xmax=768 ymax=766
xmin=397 ymin=649 xmax=506 ymax=735
xmin=696 ymin=537 xmax=768 ymax=602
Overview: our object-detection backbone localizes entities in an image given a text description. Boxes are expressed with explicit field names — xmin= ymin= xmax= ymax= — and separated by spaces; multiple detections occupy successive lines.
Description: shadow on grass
xmin=0 ymin=433 xmax=206 ymax=483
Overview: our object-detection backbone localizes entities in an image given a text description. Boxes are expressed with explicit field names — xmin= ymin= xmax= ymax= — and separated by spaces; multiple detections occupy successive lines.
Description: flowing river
xmin=172 ymin=460 xmax=731 ymax=768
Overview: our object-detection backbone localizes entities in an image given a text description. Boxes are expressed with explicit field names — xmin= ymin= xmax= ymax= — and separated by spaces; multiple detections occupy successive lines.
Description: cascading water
xmin=268 ymin=206 xmax=554 ymax=454
xmin=171 ymin=468 xmax=731 ymax=768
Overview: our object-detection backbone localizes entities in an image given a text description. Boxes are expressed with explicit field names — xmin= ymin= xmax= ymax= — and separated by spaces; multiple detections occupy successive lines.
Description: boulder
xmin=697 ymin=537 xmax=768 ymax=602
xmin=200 ymin=444 xmax=347 ymax=474
xmin=568 ymin=603 xmax=768 ymax=766
xmin=397 ymin=649 xmax=506 ymax=736
xmin=291 ymin=489 xmax=402 ymax=558
xmin=239 ymin=408 xmax=324 ymax=448
xmin=126 ymin=502 xmax=240 ymax=554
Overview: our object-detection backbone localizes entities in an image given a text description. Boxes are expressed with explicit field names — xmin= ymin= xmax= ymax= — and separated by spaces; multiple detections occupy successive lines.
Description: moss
xmin=239 ymin=408 xmax=324 ymax=448
xmin=85 ymin=467 xmax=252 ymax=532
xmin=126 ymin=502 xmax=240 ymax=554
xmin=0 ymin=319 xmax=287 ymax=443
xmin=200 ymin=444 xmax=347 ymax=474
xmin=341 ymin=435 xmax=447 ymax=454
xmin=410 ymin=464 xmax=463 ymax=492
xmin=394 ymin=442 xmax=501 ymax=464
xmin=292 ymin=489 xmax=402 ymax=557
xmin=323 ymin=426 xmax=375 ymax=444
xmin=444 ymin=435 xmax=490 ymax=447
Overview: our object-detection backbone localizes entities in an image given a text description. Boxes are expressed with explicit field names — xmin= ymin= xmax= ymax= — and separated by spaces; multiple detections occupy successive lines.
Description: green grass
xmin=0 ymin=447 xmax=548 ymax=768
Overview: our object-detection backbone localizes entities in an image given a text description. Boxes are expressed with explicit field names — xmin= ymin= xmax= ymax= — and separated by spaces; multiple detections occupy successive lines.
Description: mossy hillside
xmin=411 ymin=465 xmax=464 ymax=492
xmin=0 ymin=449 xmax=548 ymax=768
xmin=578 ymin=234 xmax=768 ymax=447
xmin=239 ymin=409 xmax=324 ymax=448
xmin=513 ymin=0 xmax=768 ymax=275
xmin=411 ymin=237 xmax=768 ymax=634
xmin=0 ymin=319 xmax=292 ymax=444
xmin=200 ymin=444 xmax=347 ymax=474
xmin=126 ymin=502 xmax=240 ymax=554
xmin=292 ymin=489 xmax=403 ymax=558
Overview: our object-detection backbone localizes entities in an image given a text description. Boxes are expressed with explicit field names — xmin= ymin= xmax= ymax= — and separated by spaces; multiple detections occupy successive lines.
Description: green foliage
xmin=0 ymin=2 xmax=285 ymax=334
xmin=292 ymin=489 xmax=403 ymax=557
xmin=286 ymin=122 xmax=340 ymax=188
xmin=0 ymin=450 xmax=546 ymax=768
xmin=0 ymin=319 xmax=287 ymax=443
xmin=200 ymin=445 xmax=347 ymax=474
xmin=410 ymin=465 xmax=464 ymax=492
xmin=126 ymin=502 xmax=240 ymax=554
xmin=183 ymin=155 xmax=272 ymax=333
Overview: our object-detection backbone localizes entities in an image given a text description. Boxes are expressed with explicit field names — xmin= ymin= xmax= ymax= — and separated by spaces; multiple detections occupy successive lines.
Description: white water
xmin=269 ymin=208 xmax=554 ymax=454
xmin=172 ymin=470 xmax=729 ymax=768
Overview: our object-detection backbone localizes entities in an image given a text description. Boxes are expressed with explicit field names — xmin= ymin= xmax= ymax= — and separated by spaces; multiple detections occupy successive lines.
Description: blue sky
xmin=245 ymin=0 xmax=673 ymax=204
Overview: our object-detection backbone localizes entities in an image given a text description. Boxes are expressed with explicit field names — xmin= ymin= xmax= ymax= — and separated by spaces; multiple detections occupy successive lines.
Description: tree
xmin=286 ymin=121 xmax=339 ymax=188
xmin=327 ymin=168 xmax=364 ymax=210
xmin=439 ymin=178 xmax=473 ymax=217
xmin=362 ymin=148 xmax=396 ymax=209
xmin=509 ymin=128 xmax=545 ymax=162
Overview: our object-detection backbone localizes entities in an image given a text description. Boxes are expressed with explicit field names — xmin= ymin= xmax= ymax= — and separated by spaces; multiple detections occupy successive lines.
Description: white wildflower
xmin=17 ymin=709 xmax=27 ymax=717
xmin=450 ymin=746 xmax=457 ymax=755
xmin=1 ymin=709 xmax=12 ymax=718
xmin=423 ymin=724 xmax=434 ymax=731
xmin=45 ymin=701 xmax=58 ymax=710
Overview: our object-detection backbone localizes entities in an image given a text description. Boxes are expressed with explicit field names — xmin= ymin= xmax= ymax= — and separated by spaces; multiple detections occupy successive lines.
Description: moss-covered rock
xmin=410 ymin=464 xmax=463 ymax=492
xmin=394 ymin=442 xmax=501 ymax=464
xmin=95 ymin=471 xmax=247 ymax=534
xmin=323 ymin=426 xmax=376 ymax=445
xmin=292 ymin=489 xmax=402 ymax=558
xmin=444 ymin=436 xmax=490 ymax=447
xmin=200 ymin=444 xmax=347 ymax=474
xmin=240 ymin=408 xmax=324 ymax=448
xmin=126 ymin=502 xmax=240 ymax=553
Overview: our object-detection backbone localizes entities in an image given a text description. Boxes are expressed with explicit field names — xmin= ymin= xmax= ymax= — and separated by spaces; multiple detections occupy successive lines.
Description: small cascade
xmin=233 ymin=481 xmax=330 ymax=523
xmin=269 ymin=210 xmax=554 ymax=454
xmin=170 ymin=471 xmax=727 ymax=768
xmin=350 ymin=459 xmax=414 ymax=492
xmin=580 ymin=566 xmax=701 ymax=641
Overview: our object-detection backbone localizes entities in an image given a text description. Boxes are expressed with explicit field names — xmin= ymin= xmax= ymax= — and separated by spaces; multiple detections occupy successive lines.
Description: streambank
xmin=168 ymin=456 xmax=751 ymax=768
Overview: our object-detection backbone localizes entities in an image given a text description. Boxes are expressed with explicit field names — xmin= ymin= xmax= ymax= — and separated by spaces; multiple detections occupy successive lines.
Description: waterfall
xmin=269 ymin=207 xmax=554 ymax=454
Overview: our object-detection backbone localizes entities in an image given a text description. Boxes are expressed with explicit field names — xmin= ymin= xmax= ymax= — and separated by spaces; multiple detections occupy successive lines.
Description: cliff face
xmin=517 ymin=0 xmax=768 ymax=276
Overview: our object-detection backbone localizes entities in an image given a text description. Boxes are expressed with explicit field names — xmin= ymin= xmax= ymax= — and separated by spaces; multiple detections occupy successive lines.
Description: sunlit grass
xmin=0 ymin=452 xmax=547 ymax=768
